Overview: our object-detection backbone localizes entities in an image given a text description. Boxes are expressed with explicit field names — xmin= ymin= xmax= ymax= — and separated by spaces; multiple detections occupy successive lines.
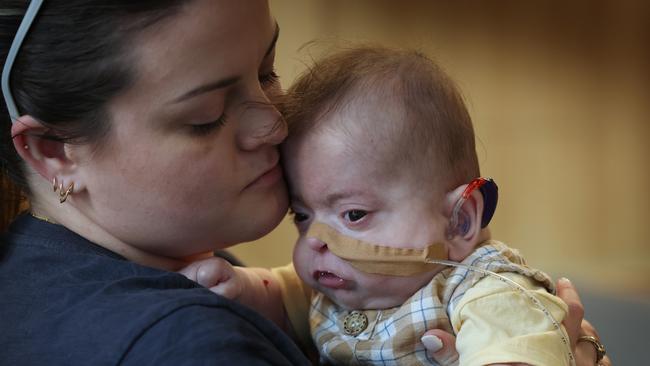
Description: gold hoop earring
xmin=59 ymin=182 xmax=74 ymax=203
xmin=52 ymin=177 xmax=58 ymax=192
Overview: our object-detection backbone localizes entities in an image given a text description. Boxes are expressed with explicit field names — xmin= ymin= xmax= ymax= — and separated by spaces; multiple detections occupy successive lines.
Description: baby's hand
xmin=180 ymin=259 xmax=287 ymax=330
xmin=178 ymin=257 xmax=244 ymax=300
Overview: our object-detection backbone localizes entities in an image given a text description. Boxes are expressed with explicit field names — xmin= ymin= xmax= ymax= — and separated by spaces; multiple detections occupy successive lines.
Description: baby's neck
xmin=478 ymin=227 xmax=492 ymax=243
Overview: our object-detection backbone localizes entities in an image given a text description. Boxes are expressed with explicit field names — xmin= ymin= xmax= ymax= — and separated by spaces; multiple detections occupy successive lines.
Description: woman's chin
xmin=226 ymin=194 xmax=289 ymax=246
xmin=248 ymin=210 xmax=286 ymax=242
xmin=254 ymin=185 xmax=289 ymax=235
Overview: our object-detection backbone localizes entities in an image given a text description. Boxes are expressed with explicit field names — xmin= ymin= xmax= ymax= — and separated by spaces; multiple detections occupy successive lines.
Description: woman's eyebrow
xmin=169 ymin=24 xmax=279 ymax=105
xmin=170 ymin=76 xmax=240 ymax=104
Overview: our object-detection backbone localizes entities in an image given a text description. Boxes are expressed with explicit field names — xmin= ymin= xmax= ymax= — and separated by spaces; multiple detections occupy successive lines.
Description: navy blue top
xmin=0 ymin=214 xmax=310 ymax=365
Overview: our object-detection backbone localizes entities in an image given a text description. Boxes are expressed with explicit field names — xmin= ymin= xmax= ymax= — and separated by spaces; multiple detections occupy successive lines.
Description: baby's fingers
xmin=178 ymin=257 xmax=235 ymax=288
xmin=208 ymin=277 xmax=243 ymax=300
xmin=194 ymin=257 xmax=234 ymax=288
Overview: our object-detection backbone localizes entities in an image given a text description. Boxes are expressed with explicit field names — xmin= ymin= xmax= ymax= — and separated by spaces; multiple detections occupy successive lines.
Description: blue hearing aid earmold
xmin=448 ymin=177 xmax=498 ymax=238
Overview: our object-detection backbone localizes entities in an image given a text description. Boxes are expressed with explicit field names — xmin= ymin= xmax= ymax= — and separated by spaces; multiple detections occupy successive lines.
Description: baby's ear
xmin=443 ymin=184 xmax=485 ymax=261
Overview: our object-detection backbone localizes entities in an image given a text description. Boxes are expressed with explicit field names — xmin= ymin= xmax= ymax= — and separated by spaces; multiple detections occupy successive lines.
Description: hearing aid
xmin=447 ymin=177 xmax=498 ymax=239
xmin=458 ymin=212 xmax=470 ymax=235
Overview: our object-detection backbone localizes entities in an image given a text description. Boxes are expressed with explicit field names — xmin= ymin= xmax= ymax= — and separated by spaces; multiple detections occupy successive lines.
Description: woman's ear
xmin=444 ymin=184 xmax=485 ymax=261
xmin=10 ymin=115 xmax=85 ymax=195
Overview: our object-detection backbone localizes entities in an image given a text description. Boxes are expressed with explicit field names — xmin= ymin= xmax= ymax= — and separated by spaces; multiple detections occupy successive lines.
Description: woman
xmin=0 ymin=1 xmax=609 ymax=365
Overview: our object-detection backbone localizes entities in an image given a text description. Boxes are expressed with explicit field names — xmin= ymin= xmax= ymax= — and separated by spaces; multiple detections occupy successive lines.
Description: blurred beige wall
xmin=230 ymin=0 xmax=650 ymax=298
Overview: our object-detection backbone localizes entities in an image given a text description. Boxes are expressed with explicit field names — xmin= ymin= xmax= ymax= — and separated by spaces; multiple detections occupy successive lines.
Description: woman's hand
xmin=420 ymin=277 xmax=611 ymax=366
xmin=421 ymin=329 xmax=459 ymax=365
xmin=556 ymin=278 xmax=611 ymax=366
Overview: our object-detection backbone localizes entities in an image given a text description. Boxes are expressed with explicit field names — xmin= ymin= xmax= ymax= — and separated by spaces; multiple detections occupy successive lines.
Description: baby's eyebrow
xmin=289 ymin=194 xmax=304 ymax=205
xmin=324 ymin=190 xmax=367 ymax=206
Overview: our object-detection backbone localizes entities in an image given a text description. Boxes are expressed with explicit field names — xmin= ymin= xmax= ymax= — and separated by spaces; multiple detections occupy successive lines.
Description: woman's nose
xmin=237 ymin=98 xmax=288 ymax=151
xmin=305 ymin=237 xmax=328 ymax=253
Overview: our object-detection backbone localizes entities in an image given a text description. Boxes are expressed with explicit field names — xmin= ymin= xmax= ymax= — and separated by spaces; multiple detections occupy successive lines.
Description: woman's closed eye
xmin=259 ymin=69 xmax=279 ymax=88
xmin=189 ymin=114 xmax=228 ymax=136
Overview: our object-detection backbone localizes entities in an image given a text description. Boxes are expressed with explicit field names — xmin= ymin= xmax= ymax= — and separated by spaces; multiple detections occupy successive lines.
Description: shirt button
xmin=343 ymin=311 xmax=368 ymax=336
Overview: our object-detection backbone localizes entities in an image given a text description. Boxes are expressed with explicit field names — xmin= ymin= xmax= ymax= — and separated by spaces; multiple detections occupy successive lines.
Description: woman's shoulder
xmin=121 ymin=297 xmax=310 ymax=365
xmin=3 ymin=263 xmax=308 ymax=365
xmin=0 ymin=216 xmax=309 ymax=365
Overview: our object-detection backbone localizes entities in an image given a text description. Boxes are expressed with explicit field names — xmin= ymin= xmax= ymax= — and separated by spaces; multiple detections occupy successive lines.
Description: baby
xmin=182 ymin=46 xmax=571 ymax=365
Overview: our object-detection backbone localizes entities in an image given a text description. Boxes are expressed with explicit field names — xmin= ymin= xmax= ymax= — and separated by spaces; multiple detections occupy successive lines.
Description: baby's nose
xmin=305 ymin=237 xmax=328 ymax=253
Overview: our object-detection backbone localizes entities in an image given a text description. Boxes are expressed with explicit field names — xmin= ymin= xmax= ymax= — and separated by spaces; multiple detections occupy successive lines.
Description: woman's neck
xmin=30 ymin=202 xmax=213 ymax=272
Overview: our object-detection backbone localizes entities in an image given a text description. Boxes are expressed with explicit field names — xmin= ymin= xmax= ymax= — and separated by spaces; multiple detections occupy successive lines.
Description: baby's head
xmin=281 ymin=46 xmax=489 ymax=310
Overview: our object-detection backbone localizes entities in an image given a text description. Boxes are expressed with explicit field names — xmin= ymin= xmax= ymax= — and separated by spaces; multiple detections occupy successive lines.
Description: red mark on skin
xmin=263 ymin=279 xmax=269 ymax=287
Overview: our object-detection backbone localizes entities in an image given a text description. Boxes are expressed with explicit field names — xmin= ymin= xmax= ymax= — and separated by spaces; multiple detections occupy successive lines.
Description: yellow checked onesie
xmin=273 ymin=241 xmax=571 ymax=366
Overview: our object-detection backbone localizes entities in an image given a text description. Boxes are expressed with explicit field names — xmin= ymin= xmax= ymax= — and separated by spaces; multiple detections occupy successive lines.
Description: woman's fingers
xmin=556 ymin=277 xmax=585 ymax=349
xmin=576 ymin=333 xmax=611 ymax=366
xmin=421 ymin=329 xmax=459 ymax=365
xmin=556 ymin=278 xmax=611 ymax=366
xmin=575 ymin=320 xmax=611 ymax=366
xmin=419 ymin=279 xmax=612 ymax=366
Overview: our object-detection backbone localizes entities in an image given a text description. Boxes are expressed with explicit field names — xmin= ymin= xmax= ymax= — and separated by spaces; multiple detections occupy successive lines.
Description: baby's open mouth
xmin=314 ymin=270 xmax=347 ymax=289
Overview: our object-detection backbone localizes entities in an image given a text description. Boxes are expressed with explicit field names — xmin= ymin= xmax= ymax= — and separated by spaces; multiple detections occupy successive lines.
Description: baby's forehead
xmin=287 ymin=93 xmax=409 ymax=164
xmin=317 ymin=89 xmax=407 ymax=137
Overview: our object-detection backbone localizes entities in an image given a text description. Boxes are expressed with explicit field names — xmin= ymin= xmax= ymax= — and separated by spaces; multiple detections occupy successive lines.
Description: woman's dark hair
xmin=0 ymin=0 xmax=190 ymax=231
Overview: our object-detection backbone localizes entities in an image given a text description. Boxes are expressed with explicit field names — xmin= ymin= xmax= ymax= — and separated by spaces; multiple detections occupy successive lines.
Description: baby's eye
xmin=294 ymin=212 xmax=309 ymax=223
xmin=343 ymin=209 xmax=367 ymax=223
xmin=289 ymin=208 xmax=310 ymax=224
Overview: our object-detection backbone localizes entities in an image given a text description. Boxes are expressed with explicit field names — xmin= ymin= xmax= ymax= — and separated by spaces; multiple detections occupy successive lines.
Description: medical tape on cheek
xmin=305 ymin=222 xmax=448 ymax=277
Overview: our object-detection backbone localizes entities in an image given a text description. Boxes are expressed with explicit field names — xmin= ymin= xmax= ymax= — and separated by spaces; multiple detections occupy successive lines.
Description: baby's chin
xmin=322 ymin=274 xmax=440 ymax=310
xmin=322 ymin=288 xmax=410 ymax=311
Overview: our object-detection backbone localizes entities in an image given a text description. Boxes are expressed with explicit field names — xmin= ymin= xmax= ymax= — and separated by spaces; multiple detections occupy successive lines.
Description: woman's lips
xmin=245 ymin=163 xmax=282 ymax=189
xmin=314 ymin=270 xmax=347 ymax=289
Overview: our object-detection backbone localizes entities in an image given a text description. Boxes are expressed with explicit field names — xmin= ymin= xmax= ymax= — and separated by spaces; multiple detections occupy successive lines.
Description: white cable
xmin=426 ymin=258 xmax=576 ymax=366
